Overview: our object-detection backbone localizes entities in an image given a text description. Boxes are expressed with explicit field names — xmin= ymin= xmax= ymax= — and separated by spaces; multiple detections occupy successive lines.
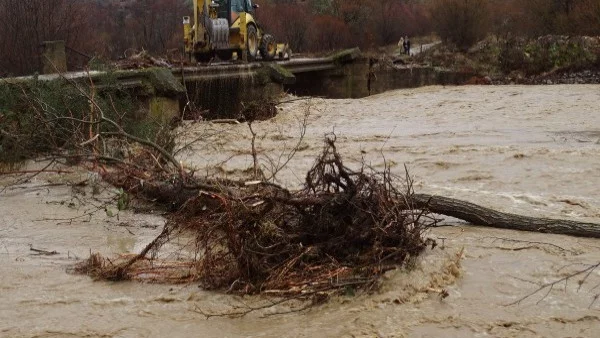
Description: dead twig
xmin=508 ymin=261 xmax=600 ymax=306
xmin=0 ymin=169 xmax=72 ymax=175
xmin=483 ymin=236 xmax=580 ymax=255
xmin=192 ymin=291 xmax=323 ymax=319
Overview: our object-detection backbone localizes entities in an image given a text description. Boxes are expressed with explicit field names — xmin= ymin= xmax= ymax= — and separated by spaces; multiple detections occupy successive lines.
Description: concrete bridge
xmin=1 ymin=48 xmax=365 ymax=119
xmin=176 ymin=52 xmax=358 ymax=83
xmin=3 ymin=48 xmax=360 ymax=87
xmin=1 ymin=47 xmax=472 ymax=121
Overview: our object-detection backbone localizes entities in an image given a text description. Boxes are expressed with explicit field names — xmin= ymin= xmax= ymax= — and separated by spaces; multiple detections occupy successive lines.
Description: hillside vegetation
xmin=1 ymin=0 xmax=600 ymax=75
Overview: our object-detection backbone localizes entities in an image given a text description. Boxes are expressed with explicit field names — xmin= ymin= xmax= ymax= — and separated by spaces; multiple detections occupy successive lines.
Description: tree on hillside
xmin=431 ymin=0 xmax=490 ymax=50
xmin=331 ymin=0 xmax=374 ymax=48
xmin=0 ymin=0 xmax=92 ymax=76
xmin=310 ymin=0 xmax=333 ymax=14
xmin=310 ymin=14 xmax=352 ymax=51
xmin=573 ymin=0 xmax=600 ymax=35
xmin=126 ymin=0 xmax=189 ymax=54
xmin=255 ymin=1 xmax=311 ymax=52
xmin=372 ymin=0 xmax=402 ymax=45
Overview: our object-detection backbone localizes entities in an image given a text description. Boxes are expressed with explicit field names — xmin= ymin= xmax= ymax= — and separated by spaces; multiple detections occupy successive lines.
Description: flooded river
xmin=2 ymin=85 xmax=600 ymax=337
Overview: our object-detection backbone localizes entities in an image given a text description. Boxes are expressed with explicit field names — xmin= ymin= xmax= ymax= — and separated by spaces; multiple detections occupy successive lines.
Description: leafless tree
xmin=0 ymin=0 xmax=91 ymax=76
xmin=430 ymin=0 xmax=491 ymax=50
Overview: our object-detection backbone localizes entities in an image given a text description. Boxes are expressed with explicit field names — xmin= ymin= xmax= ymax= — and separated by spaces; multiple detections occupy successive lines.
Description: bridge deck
xmin=1 ymin=48 xmax=361 ymax=86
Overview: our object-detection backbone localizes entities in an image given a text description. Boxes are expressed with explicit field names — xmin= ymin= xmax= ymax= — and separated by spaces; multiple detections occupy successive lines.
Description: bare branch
xmin=508 ymin=262 xmax=600 ymax=306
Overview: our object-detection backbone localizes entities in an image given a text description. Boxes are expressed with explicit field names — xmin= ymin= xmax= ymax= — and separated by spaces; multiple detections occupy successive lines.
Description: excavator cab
xmin=183 ymin=0 xmax=279 ymax=62
xmin=217 ymin=0 xmax=258 ymax=22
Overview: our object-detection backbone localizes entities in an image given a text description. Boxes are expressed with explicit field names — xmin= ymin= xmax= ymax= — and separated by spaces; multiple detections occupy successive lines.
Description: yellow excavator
xmin=183 ymin=0 xmax=289 ymax=62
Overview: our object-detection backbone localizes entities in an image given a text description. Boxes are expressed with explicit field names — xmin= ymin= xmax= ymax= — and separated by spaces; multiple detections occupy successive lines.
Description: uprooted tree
xmin=81 ymin=136 xmax=438 ymax=298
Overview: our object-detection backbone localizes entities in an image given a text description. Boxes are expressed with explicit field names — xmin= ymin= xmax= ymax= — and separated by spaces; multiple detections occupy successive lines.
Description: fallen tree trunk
xmin=105 ymin=167 xmax=600 ymax=239
xmin=413 ymin=194 xmax=600 ymax=238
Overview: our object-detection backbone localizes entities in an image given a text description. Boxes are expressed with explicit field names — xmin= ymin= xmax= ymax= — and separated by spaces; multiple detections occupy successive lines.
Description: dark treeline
xmin=0 ymin=0 xmax=188 ymax=76
xmin=1 ymin=0 xmax=599 ymax=76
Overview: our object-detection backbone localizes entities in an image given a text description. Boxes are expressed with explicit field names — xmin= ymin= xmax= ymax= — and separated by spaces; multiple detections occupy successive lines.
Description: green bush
xmin=500 ymin=37 xmax=597 ymax=75
xmin=0 ymin=73 xmax=172 ymax=165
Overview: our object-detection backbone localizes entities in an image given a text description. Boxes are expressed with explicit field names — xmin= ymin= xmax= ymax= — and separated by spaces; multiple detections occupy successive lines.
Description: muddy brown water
xmin=2 ymin=85 xmax=600 ymax=337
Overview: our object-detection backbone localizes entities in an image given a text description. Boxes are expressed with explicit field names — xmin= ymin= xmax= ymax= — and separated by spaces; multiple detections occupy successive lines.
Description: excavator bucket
xmin=275 ymin=44 xmax=292 ymax=60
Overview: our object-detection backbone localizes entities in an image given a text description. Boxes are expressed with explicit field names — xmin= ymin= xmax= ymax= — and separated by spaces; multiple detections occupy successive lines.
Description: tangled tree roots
xmin=79 ymin=137 xmax=437 ymax=296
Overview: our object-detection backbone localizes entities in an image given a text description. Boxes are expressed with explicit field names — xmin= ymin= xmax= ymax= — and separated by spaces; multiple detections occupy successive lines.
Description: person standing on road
xmin=405 ymin=36 xmax=411 ymax=55
xmin=398 ymin=36 xmax=405 ymax=55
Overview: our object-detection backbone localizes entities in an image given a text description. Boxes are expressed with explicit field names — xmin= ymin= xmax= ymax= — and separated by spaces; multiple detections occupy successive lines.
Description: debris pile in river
xmin=113 ymin=50 xmax=174 ymax=69
xmin=77 ymin=137 xmax=436 ymax=297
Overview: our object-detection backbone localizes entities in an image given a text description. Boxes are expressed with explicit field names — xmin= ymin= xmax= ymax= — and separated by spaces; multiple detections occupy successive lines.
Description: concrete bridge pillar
xmin=149 ymin=96 xmax=180 ymax=123
xmin=41 ymin=41 xmax=68 ymax=74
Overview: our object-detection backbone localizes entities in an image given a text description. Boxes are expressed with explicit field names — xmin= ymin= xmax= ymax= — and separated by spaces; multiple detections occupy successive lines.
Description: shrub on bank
xmin=0 ymin=74 xmax=172 ymax=166
xmin=416 ymin=35 xmax=599 ymax=78
xmin=500 ymin=36 xmax=598 ymax=75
